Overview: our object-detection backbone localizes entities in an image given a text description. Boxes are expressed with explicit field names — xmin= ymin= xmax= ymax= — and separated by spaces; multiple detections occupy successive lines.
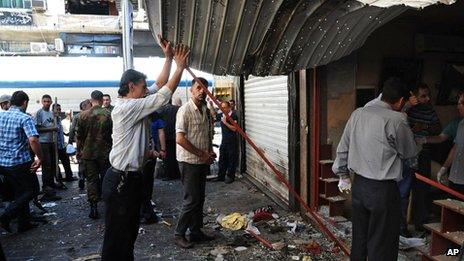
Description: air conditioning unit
xmin=30 ymin=42 xmax=48 ymax=53
xmin=31 ymin=0 xmax=47 ymax=11
xmin=54 ymin=38 xmax=64 ymax=52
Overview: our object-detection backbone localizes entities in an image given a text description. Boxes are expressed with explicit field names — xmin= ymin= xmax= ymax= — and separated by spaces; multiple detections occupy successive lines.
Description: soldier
xmin=76 ymin=90 xmax=112 ymax=219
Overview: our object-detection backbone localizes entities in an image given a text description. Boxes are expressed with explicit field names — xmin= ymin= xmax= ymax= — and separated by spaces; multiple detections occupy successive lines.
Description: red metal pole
xmin=246 ymin=230 xmax=274 ymax=250
xmin=186 ymin=68 xmax=350 ymax=256
xmin=415 ymin=173 xmax=464 ymax=201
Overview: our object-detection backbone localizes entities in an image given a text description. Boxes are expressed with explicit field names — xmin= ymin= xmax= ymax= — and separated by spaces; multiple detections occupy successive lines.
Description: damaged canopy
xmin=145 ymin=0 xmax=454 ymax=76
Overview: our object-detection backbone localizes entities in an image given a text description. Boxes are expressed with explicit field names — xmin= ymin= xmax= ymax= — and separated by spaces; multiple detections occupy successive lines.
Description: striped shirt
xmin=407 ymin=103 xmax=440 ymax=137
xmin=176 ymin=99 xmax=213 ymax=164
xmin=0 ymin=107 xmax=39 ymax=167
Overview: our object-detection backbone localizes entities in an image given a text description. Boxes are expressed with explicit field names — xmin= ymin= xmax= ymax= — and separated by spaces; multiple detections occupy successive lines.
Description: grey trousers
xmin=175 ymin=162 xmax=209 ymax=236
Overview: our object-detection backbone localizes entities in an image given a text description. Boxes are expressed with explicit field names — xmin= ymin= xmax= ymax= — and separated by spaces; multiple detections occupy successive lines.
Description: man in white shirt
xmin=100 ymin=39 xmax=190 ymax=261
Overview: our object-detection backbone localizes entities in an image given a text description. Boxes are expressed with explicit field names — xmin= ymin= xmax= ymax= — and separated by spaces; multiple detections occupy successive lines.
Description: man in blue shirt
xmin=0 ymin=91 xmax=43 ymax=233
xmin=212 ymin=101 xmax=238 ymax=184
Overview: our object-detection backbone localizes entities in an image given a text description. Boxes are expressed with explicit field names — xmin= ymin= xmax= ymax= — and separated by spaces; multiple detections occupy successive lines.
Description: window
xmin=0 ymin=0 xmax=32 ymax=9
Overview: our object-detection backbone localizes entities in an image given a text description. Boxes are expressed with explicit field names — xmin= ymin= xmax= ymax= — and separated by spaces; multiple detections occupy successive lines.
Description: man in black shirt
xmin=158 ymin=98 xmax=182 ymax=180
xmin=212 ymin=101 xmax=238 ymax=183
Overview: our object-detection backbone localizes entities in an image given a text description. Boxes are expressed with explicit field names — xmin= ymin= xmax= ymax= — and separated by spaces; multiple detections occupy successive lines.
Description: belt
xmin=111 ymin=167 xmax=142 ymax=193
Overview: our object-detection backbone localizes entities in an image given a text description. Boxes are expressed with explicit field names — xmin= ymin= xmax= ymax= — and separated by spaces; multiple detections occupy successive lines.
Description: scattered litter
xmin=271 ymin=242 xmax=286 ymax=251
xmin=52 ymin=220 xmax=59 ymax=225
xmin=210 ymin=246 xmax=229 ymax=256
xmin=161 ymin=220 xmax=171 ymax=227
xmin=72 ymin=253 xmax=101 ymax=261
xmin=286 ymin=221 xmax=304 ymax=234
xmin=302 ymin=256 xmax=312 ymax=261
xmin=291 ymin=256 xmax=300 ymax=260
xmin=138 ymin=228 xmax=146 ymax=235
xmin=272 ymin=213 xmax=279 ymax=219
xmin=288 ymin=245 xmax=297 ymax=249
xmin=72 ymin=197 xmax=80 ymax=200
xmin=43 ymin=212 xmax=57 ymax=216
xmin=234 ymin=246 xmax=247 ymax=251
xmin=245 ymin=222 xmax=260 ymax=235
xmin=302 ymin=240 xmax=322 ymax=255
xmin=252 ymin=206 xmax=275 ymax=222
xmin=86 ymin=224 xmax=92 ymax=227
xmin=150 ymin=243 xmax=155 ymax=247
xmin=154 ymin=254 xmax=161 ymax=258
xmin=42 ymin=202 xmax=57 ymax=208
xmin=399 ymin=236 xmax=425 ymax=249
xmin=220 ymin=213 xmax=247 ymax=230
xmin=215 ymin=254 xmax=224 ymax=261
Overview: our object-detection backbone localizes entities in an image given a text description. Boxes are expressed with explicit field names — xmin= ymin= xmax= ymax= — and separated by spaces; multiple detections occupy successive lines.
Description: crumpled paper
xmin=220 ymin=212 xmax=247 ymax=230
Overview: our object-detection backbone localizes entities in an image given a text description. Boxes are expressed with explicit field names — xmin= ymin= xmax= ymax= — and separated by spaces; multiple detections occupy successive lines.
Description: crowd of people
xmin=333 ymin=78 xmax=464 ymax=260
xmin=0 ymin=36 xmax=240 ymax=260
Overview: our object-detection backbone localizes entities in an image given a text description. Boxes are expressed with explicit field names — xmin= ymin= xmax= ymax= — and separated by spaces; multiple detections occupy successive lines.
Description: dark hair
xmin=118 ymin=69 xmax=147 ymax=97
xmin=103 ymin=94 xmax=111 ymax=99
xmin=191 ymin=77 xmax=208 ymax=87
xmin=381 ymin=77 xmax=409 ymax=104
xmin=79 ymin=99 xmax=90 ymax=110
xmin=11 ymin=91 xmax=29 ymax=107
xmin=42 ymin=94 xmax=52 ymax=100
xmin=412 ymin=83 xmax=430 ymax=94
xmin=52 ymin=103 xmax=61 ymax=110
xmin=229 ymin=99 xmax=235 ymax=103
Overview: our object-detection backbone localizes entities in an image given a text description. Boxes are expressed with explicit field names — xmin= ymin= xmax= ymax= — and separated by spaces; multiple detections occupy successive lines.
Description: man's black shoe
xmin=175 ymin=235 xmax=193 ymax=249
xmin=188 ymin=231 xmax=215 ymax=242
xmin=89 ymin=203 xmax=99 ymax=219
xmin=78 ymin=179 xmax=85 ymax=190
xmin=224 ymin=176 xmax=234 ymax=184
xmin=64 ymin=177 xmax=78 ymax=182
xmin=210 ymin=177 xmax=225 ymax=182
xmin=17 ymin=222 xmax=39 ymax=233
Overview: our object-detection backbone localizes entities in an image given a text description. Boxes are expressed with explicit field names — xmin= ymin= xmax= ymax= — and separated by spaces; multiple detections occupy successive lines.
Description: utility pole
xmin=122 ymin=0 xmax=134 ymax=70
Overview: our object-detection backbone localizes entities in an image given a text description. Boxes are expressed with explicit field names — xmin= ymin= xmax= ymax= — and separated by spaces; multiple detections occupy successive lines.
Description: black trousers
xmin=0 ymin=162 xmax=40 ymax=226
xmin=412 ymin=150 xmax=432 ymax=227
xmin=163 ymin=139 xmax=180 ymax=179
xmin=140 ymin=159 xmax=156 ymax=219
xmin=175 ymin=162 xmax=209 ymax=236
xmin=102 ymin=168 xmax=143 ymax=261
xmin=351 ymin=174 xmax=400 ymax=261
xmin=40 ymin=142 xmax=57 ymax=187
xmin=218 ymin=141 xmax=238 ymax=179
xmin=58 ymin=148 xmax=73 ymax=179
xmin=0 ymin=240 xmax=5 ymax=261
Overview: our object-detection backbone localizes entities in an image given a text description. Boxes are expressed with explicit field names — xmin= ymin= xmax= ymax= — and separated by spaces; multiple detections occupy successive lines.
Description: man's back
xmin=334 ymin=100 xmax=417 ymax=181
xmin=159 ymin=104 xmax=180 ymax=140
xmin=77 ymin=106 xmax=112 ymax=160
xmin=0 ymin=108 xmax=37 ymax=167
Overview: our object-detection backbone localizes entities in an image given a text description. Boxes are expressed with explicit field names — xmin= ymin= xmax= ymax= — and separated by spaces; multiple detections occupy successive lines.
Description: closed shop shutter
xmin=244 ymin=75 xmax=289 ymax=203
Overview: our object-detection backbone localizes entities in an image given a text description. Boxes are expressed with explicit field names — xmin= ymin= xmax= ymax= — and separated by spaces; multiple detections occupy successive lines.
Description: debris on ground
xmin=72 ymin=253 xmax=101 ymax=261
xmin=42 ymin=202 xmax=58 ymax=208
xmin=399 ymin=236 xmax=425 ymax=249
xmin=220 ymin=212 xmax=247 ymax=230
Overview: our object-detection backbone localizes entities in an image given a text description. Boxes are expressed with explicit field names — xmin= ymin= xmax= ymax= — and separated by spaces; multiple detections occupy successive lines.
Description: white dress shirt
xmin=109 ymin=86 xmax=172 ymax=171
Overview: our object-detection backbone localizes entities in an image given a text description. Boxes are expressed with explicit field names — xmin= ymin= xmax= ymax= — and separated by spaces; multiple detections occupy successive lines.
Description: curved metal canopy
xmin=144 ymin=0 xmax=446 ymax=76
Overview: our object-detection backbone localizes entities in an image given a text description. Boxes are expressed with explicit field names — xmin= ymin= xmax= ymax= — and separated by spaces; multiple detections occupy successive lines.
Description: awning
xmin=145 ymin=0 xmax=455 ymax=76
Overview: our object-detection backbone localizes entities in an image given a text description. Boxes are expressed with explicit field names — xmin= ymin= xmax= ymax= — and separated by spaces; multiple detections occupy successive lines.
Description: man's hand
xmin=437 ymin=166 xmax=448 ymax=184
xmin=157 ymin=34 xmax=173 ymax=59
xmin=159 ymin=150 xmax=167 ymax=159
xmin=31 ymin=159 xmax=41 ymax=173
xmin=173 ymin=44 xmax=190 ymax=69
xmin=415 ymin=136 xmax=427 ymax=146
xmin=408 ymin=91 xmax=419 ymax=106
xmin=199 ymin=150 xmax=216 ymax=165
xmin=338 ymin=175 xmax=352 ymax=193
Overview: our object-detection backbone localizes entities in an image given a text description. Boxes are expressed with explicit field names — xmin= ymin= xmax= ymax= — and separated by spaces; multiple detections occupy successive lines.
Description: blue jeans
xmin=398 ymin=164 xmax=414 ymax=231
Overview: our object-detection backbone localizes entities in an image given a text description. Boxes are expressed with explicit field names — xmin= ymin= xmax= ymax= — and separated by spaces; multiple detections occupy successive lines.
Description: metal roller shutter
xmin=244 ymin=75 xmax=289 ymax=204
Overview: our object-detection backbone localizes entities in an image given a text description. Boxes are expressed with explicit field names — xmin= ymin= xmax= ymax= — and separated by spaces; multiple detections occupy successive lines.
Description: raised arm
xmin=155 ymin=35 xmax=174 ymax=88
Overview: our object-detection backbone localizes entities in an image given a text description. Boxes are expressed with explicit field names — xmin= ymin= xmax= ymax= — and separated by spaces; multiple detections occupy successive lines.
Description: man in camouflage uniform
xmin=76 ymin=90 xmax=112 ymax=219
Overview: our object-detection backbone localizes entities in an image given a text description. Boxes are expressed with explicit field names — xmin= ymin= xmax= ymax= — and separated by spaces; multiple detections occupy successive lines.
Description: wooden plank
xmin=319 ymin=177 xmax=338 ymax=183
xmin=441 ymin=207 xmax=464 ymax=233
xmin=424 ymin=223 xmax=464 ymax=246
xmin=434 ymin=199 xmax=464 ymax=216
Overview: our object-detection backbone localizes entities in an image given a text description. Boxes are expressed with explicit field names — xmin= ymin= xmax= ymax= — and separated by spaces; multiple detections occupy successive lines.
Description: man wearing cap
xmin=76 ymin=90 xmax=112 ymax=219
xmin=0 ymin=94 xmax=11 ymax=112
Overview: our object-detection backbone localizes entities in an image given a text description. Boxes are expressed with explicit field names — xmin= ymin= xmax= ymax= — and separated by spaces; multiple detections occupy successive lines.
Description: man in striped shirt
xmin=175 ymin=77 xmax=216 ymax=248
